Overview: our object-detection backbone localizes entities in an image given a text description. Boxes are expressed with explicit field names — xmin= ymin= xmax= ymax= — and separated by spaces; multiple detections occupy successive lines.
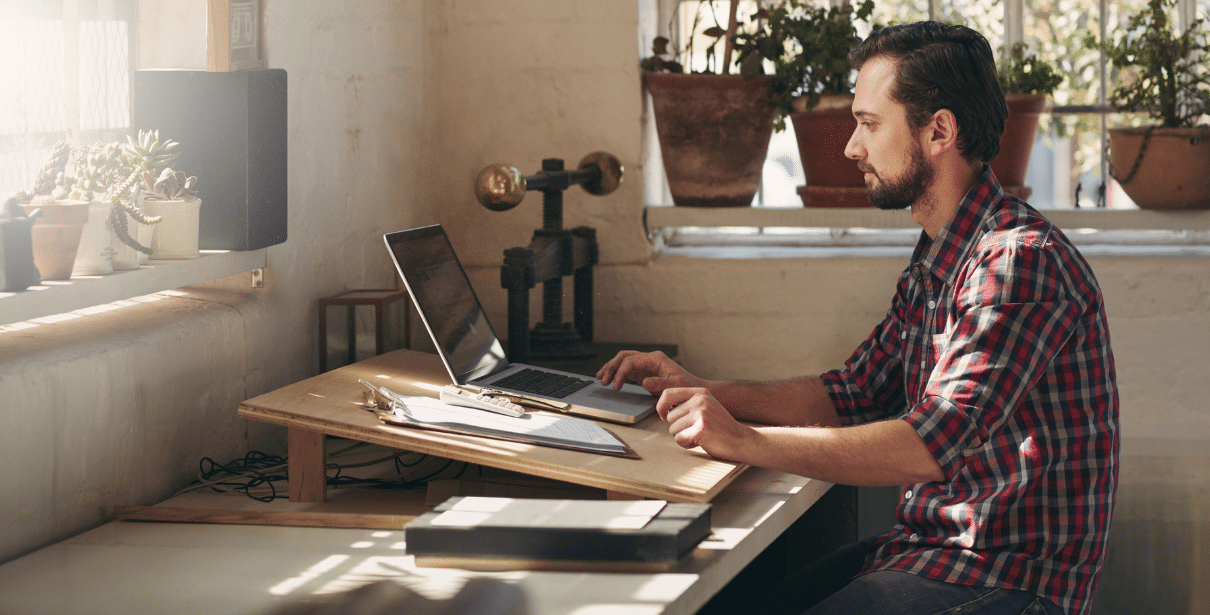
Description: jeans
xmin=764 ymin=538 xmax=1066 ymax=615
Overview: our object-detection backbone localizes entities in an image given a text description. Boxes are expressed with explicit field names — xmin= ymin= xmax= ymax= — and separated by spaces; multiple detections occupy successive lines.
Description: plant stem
xmin=721 ymin=0 xmax=739 ymax=75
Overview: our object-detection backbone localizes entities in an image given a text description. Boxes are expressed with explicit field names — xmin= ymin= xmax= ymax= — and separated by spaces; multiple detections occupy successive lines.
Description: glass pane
xmin=937 ymin=0 xmax=1003 ymax=54
xmin=865 ymin=0 xmax=930 ymax=31
xmin=0 ymin=18 xmax=66 ymax=196
xmin=79 ymin=20 xmax=130 ymax=132
xmin=1016 ymin=0 xmax=1151 ymax=209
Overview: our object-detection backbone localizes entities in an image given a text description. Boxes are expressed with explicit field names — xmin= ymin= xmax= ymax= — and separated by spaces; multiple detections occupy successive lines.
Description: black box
xmin=131 ymin=69 xmax=287 ymax=251
xmin=405 ymin=497 xmax=712 ymax=570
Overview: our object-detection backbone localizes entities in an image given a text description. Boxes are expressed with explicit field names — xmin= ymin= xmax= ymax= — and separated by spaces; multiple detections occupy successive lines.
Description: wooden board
xmin=114 ymin=505 xmax=417 ymax=530
xmin=238 ymin=349 xmax=748 ymax=503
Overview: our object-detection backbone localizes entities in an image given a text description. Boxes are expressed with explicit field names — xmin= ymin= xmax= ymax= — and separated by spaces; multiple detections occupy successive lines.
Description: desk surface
xmin=239 ymin=348 xmax=746 ymax=503
xmin=0 ymin=463 xmax=831 ymax=615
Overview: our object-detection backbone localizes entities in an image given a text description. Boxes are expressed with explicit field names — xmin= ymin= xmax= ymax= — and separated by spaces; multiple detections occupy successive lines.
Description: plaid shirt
xmin=821 ymin=167 xmax=1119 ymax=615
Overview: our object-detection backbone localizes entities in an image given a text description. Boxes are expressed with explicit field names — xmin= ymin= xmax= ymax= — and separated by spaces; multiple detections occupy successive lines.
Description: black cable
xmin=187 ymin=447 xmax=468 ymax=502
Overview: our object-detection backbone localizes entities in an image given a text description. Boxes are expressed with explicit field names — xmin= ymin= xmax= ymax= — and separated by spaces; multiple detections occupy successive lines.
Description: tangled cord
xmin=179 ymin=443 xmax=472 ymax=503
xmin=195 ymin=451 xmax=288 ymax=502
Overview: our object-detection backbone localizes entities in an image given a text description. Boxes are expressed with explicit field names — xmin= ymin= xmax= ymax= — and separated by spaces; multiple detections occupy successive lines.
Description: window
xmin=1 ymin=0 xmax=134 ymax=199
xmin=640 ymin=0 xmax=1210 ymax=250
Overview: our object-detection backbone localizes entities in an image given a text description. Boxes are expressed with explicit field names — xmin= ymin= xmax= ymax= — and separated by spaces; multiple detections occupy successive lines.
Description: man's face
xmin=845 ymin=56 xmax=934 ymax=211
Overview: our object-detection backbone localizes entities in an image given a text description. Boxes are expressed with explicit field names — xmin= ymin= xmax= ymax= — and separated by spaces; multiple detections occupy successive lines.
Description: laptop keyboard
xmin=491 ymin=368 xmax=593 ymax=399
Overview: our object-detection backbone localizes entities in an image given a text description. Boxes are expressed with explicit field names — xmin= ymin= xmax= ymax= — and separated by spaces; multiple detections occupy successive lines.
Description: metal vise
xmin=474 ymin=152 xmax=623 ymax=363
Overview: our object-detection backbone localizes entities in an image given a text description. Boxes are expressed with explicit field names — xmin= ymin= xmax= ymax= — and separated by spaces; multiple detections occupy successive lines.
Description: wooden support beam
xmin=114 ymin=505 xmax=416 ymax=530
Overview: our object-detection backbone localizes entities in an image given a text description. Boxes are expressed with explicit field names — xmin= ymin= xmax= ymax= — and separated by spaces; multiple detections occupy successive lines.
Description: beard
xmin=862 ymin=140 xmax=934 ymax=211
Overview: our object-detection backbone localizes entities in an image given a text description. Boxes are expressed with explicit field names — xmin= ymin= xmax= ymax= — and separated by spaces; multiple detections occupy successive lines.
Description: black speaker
xmin=131 ymin=69 xmax=287 ymax=251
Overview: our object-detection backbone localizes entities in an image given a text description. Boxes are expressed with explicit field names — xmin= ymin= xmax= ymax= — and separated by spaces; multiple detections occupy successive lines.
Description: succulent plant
xmin=123 ymin=129 xmax=181 ymax=177
xmin=16 ymin=141 xmax=71 ymax=204
xmin=141 ymin=168 xmax=198 ymax=201
xmin=53 ymin=142 xmax=126 ymax=202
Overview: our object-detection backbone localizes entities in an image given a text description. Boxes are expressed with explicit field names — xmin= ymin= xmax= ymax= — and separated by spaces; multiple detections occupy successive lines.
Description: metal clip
xmin=359 ymin=380 xmax=413 ymax=417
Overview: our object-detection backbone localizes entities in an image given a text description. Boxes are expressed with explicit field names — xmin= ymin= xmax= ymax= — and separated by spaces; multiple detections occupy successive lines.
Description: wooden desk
xmin=239 ymin=348 xmax=746 ymax=503
xmin=0 ymin=348 xmax=840 ymax=615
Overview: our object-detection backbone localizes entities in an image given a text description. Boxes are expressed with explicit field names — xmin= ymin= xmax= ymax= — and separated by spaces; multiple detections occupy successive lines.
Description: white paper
xmin=430 ymin=497 xmax=668 ymax=530
xmin=389 ymin=395 xmax=627 ymax=453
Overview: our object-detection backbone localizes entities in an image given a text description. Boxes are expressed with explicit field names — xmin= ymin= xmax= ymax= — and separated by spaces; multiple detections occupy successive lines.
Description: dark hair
xmin=849 ymin=22 xmax=1007 ymax=164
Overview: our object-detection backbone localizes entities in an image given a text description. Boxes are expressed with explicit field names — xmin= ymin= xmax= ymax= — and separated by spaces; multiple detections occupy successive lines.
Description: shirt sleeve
xmin=821 ymin=270 xmax=910 ymax=426
xmin=904 ymin=237 xmax=1090 ymax=479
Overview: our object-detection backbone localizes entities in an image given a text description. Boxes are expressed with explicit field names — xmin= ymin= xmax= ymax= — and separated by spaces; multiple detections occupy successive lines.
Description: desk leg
xmin=288 ymin=427 xmax=327 ymax=502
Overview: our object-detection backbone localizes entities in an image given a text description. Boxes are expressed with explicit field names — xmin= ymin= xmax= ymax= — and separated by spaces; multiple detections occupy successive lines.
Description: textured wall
xmin=0 ymin=0 xmax=426 ymax=563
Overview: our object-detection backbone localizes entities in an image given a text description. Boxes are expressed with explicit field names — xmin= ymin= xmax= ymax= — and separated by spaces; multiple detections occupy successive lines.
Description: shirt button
xmin=911 ymin=533 xmax=919 ymax=540
xmin=905 ymin=490 xmax=913 ymax=500
xmin=900 ymin=331 xmax=907 ymax=339
xmin=927 ymin=300 xmax=936 ymax=310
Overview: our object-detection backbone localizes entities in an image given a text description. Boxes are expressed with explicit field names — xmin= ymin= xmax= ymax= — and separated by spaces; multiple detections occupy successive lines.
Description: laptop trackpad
xmin=584 ymin=386 xmax=655 ymax=407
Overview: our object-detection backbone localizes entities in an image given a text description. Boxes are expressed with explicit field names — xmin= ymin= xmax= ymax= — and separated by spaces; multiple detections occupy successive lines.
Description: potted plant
xmin=52 ymin=142 xmax=133 ymax=276
xmin=139 ymin=167 xmax=201 ymax=259
xmin=110 ymin=130 xmax=183 ymax=267
xmin=737 ymin=0 xmax=875 ymax=207
xmin=993 ymin=43 xmax=1064 ymax=198
xmin=1087 ymin=0 xmax=1210 ymax=209
xmin=17 ymin=141 xmax=90 ymax=281
xmin=642 ymin=0 xmax=777 ymax=208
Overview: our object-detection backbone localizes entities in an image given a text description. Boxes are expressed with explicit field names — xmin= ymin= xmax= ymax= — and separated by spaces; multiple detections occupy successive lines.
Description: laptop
xmin=384 ymin=225 xmax=656 ymax=424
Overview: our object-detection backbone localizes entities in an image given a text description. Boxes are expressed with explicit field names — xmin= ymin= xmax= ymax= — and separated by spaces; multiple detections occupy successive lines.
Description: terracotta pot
xmin=989 ymin=93 xmax=1046 ymax=192
xmin=20 ymin=200 xmax=89 ymax=281
xmin=789 ymin=95 xmax=870 ymax=208
xmin=1108 ymin=126 xmax=1210 ymax=210
xmin=645 ymin=73 xmax=775 ymax=207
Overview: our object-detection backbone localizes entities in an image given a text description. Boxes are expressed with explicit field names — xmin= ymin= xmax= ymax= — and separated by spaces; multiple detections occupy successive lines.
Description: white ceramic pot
xmin=71 ymin=200 xmax=116 ymax=276
xmin=110 ymin=210 xmax=156 ymax=270
xmin=142 ymin=197 xmax=201 ymax=259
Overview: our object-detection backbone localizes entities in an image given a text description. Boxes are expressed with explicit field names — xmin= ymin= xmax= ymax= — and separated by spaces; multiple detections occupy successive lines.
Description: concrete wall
xmin=1 ymin=2 xmax=1206 ymax=613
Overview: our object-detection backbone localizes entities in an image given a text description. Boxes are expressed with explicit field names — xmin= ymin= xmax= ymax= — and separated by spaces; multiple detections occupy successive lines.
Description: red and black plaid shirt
xmin=821 ymin=167 xmax=1119 ymax=615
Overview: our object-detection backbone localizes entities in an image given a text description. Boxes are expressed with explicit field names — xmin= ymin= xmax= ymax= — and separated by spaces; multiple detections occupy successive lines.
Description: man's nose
xmin=844 ymin=126 xmax=863 ymax=160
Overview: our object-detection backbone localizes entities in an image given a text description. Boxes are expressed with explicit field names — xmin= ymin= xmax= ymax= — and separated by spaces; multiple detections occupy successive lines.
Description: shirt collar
xmin=909 ymin=165 xmax=1004 ymax=286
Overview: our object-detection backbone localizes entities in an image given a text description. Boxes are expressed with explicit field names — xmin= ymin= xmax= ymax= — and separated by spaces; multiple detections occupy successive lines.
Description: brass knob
xmin=578 ymin=151 xmax=624 ymax=196
xmin=475 ymin=164 xmax=527 ymax=211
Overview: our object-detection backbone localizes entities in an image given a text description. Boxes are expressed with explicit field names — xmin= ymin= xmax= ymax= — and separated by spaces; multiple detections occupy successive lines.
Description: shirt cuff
xmin=901 ymin=395 xmax=982 ymax=479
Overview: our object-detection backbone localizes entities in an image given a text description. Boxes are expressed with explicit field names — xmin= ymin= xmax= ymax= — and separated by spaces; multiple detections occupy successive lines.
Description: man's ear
xmin=924 ymin=109 xmax=960 ymax=156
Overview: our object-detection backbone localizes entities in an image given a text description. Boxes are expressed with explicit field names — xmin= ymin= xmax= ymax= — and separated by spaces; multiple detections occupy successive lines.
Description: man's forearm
xmin=707 ymin=376 xmax=841 ymax=428
xmin=737 ymin=419 xmax=945 ymax=487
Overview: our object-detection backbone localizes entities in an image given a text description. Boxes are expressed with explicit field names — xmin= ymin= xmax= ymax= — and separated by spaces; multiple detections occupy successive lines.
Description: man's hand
xmin=596 ymin=350 xmax=706 ymax=394
xmin=657 ymin=387 xmax=754 ymax=460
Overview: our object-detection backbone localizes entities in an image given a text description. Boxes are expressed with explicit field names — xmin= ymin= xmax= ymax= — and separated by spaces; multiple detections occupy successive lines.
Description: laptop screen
xmin=384 ymin=225 xmax=508 ymax=383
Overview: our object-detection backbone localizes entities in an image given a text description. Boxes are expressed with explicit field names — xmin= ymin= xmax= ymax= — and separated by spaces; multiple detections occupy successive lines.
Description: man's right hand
xmin=596 ymin=350 xmax=706 ymax=394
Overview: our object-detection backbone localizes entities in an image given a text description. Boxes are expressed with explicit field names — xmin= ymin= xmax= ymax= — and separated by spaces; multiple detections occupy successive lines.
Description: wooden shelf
xmin=0 ymin=249 xmax=266 ymax=326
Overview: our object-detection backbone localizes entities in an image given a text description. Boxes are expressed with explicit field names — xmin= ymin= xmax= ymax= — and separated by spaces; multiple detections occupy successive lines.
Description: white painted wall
xmin=1 ymin=2 xmax=1205 ymax=613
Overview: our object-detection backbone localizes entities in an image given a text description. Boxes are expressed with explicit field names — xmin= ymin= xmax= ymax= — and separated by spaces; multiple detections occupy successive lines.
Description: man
xmin=597 ymin=22 xmax=1118 ymax=615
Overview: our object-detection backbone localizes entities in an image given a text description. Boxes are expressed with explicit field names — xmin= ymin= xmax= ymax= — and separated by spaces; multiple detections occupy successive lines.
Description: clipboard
xmin=375 ymin=395 xmax=639 ymax=459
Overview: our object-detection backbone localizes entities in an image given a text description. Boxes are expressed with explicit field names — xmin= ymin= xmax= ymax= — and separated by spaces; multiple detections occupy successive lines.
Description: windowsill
xmin=644 ymin=205 xmax=1210 ymax=232
xmin=646 ymin=206 xmax=1210 ymax=258
xmin=658 ymin=243 xmax=1210 ymax=259
xmin=0 ymin=249 xmax=267 ymax=327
